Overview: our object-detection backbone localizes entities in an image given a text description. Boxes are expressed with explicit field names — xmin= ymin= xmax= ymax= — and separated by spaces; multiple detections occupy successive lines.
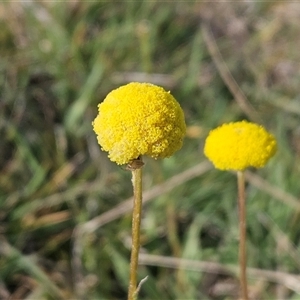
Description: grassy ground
xmin=1 ymin=1 xmax=300 ymax=299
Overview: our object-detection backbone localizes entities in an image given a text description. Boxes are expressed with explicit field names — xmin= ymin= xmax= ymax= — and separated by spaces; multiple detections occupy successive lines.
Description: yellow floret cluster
xmin=204 ymin=120 xmax=277 ymax=171
xmin=92 ymin=82 xmax=186 ymax=165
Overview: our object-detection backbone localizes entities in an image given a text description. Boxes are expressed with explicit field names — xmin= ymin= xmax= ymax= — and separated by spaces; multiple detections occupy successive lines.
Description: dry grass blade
xmin=80 ymin=161 xmax=212 ymax=234
xmin=201 ymin=23 xmax=260 ymax=123
xmin=138 ymin=253 xmax=300 ymax=293
xmin=244 ymin=170 xmax=300 ymax=211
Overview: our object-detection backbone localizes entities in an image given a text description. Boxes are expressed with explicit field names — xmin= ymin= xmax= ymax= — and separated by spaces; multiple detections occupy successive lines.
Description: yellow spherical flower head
xmin=92 ymin=82 xmax=186 ymax=165
xmin=204 ymin=121 xmax=277 ymax=171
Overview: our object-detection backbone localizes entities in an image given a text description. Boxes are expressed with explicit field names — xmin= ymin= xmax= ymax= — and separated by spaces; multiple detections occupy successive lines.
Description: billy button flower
xmin=203 ymin=120 xmax=277 ymax=300
xmin=204 ymin=120 xmax=277 ymax=171
xmin=92 ymin=82 xmax=186 ymax=300
xmin=92 ymin=82 xmax=186 ymax=165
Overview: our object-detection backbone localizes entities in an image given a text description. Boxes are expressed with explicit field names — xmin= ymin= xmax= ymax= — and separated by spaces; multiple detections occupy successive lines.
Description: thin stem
xmin=237 ymin=170 xmax=249 ymax=300
xmin=128 ymin=158 xmax=144 ymax=300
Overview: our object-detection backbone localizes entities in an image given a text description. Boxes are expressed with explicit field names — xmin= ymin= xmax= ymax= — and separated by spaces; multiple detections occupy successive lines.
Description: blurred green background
xmin=1 ymin=1 xmax=300 ymax=299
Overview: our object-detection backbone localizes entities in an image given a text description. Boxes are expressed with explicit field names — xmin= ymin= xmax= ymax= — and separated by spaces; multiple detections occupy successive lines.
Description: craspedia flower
xmin=92 ymin=82 xmax=186 ymax=165
xmin=204 ymin=120 xmax=277 ymax=171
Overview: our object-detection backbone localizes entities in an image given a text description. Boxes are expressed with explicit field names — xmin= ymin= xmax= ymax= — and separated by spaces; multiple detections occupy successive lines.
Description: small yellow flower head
xmin=204 ymin=120 xmax=277 ymax=171
xmin=92 ymin=82 xmax=186 ymax=165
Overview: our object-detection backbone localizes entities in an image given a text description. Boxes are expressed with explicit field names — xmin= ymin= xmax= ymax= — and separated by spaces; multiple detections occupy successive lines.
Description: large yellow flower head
xmin=92 ymin=82 xmax=186 ymax=165
xmin=204 ymin=120 xmax=277 ymax=171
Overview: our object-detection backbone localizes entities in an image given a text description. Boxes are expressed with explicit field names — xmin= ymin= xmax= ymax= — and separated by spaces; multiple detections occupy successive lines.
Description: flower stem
xmin=237 ymin=170 xmax=249 ymax=300
xmin=128 ymin=158 xmax=144 ymax=300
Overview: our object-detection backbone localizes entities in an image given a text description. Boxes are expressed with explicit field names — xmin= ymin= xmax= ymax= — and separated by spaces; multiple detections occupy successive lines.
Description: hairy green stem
xmin=128 ymin=160 xmax=143 ymax=300
xmin=237 ymin=170 xmax=249 ymax=300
